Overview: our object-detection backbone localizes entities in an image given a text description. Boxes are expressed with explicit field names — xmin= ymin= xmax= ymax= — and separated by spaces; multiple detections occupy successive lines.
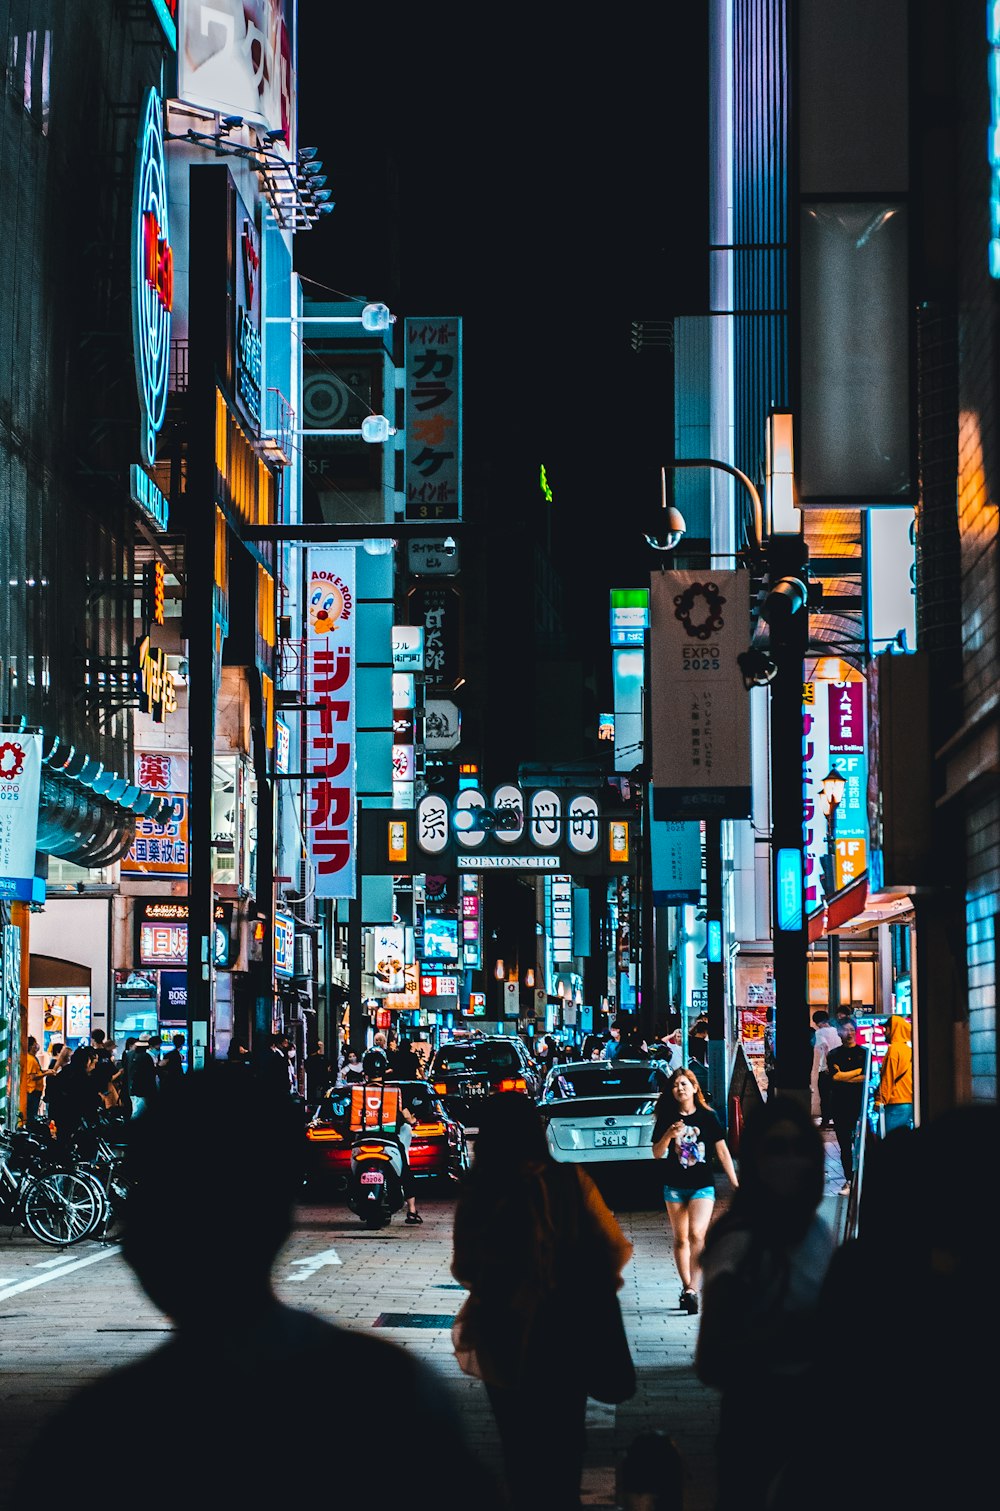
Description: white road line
xmin=0 ymin=1243 xmax=120 ymax=1301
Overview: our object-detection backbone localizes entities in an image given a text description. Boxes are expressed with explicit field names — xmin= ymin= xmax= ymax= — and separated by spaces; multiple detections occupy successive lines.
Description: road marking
xmin=286 ymin=1246 xmax=342 ymax=1280
xmin=0 ymin=1243 xmax=121 ymax=1302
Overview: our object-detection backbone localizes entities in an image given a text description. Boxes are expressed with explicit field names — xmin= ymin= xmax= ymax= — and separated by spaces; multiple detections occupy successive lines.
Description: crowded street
xmin=0 ymin=1140 xmax=852 ymax=1509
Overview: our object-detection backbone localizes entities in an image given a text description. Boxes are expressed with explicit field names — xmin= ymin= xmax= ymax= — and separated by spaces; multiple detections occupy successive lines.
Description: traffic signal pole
xmin=767 ymin=533 xmax=812 ymax=1101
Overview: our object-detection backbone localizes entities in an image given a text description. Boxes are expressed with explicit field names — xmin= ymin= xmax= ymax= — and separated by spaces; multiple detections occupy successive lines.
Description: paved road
xmin=0 ymin=1149 xmax=847 ymax=1508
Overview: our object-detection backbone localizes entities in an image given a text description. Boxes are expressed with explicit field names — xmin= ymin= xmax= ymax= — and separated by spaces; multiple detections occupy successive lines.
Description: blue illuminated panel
xmin=776 ymin=849 xmax=803 ymax=933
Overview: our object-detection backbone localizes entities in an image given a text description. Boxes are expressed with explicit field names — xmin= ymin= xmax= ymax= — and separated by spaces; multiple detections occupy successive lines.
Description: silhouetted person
xmin=451 ymin=1092 xmax=633 ymax=1510
xmin=11 ymin=1068 xmax=500 ymax=1511
xmin=46 ymin=1046 xmax=102 ymax=1153
xmin=157 ymin=1034 xmax=186 ymax=1087
xmin=695 ymin=1096 xmax=834 ymax=1511
xmin=125 ymin=1035 xmax=158 ymax=1117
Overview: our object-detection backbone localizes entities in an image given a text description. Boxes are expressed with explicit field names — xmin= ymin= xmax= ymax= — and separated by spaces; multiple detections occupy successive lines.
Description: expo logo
xmin=0 ymin=742 xmax=26 ymax=781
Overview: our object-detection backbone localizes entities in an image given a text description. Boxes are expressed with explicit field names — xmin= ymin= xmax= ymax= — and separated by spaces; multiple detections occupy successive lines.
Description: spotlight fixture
xmin=221 ymin=114 xmax=244 ymax=129
xmin=298 ymin=145 xmax=319 ymax=161
xmin=262 ymin=127 xmax=285 ymax=144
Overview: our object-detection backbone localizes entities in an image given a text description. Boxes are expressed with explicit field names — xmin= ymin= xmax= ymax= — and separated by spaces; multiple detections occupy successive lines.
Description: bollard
xmin=616 ymin=1430 xmax=684 ymax=1511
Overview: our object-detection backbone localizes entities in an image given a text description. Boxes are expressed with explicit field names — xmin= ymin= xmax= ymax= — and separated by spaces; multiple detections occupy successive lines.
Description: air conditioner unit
xmin=294 ymin=932 xmax=313 ymax=979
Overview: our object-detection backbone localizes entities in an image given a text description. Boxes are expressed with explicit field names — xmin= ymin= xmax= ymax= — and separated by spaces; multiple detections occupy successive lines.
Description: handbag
xmin=451 ymin=1296 xmax=484 ymax=1379
xmin=583 ymin=1281 xmax=636 ymax=1404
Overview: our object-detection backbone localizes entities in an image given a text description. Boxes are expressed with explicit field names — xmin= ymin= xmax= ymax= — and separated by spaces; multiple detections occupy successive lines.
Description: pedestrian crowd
xmin=25 ymin=1028 xmax=188 ymax=1141
xmin=13 ymin=1006 xmax=988 ymax=1510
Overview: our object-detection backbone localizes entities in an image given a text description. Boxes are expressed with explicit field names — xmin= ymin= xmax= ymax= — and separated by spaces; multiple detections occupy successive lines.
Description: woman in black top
xmin=652 ymin=1067 xmax=738 ymax=1314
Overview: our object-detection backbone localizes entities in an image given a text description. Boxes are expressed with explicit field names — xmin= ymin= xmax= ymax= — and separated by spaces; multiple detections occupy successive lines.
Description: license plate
xmin=360 ymin=1171 xmax=384 ymax=1184
xmin=593 ymin=1129 xmax=629 ymax=1148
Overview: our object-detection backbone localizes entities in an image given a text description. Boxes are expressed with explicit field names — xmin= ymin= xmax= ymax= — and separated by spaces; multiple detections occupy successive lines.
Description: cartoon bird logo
xmin=308 ymin=575 xmax=346 ymax=635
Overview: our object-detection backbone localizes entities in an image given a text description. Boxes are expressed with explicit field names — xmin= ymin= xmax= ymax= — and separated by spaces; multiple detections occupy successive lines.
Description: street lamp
xmin=818 ymin=767 xmax=845 ymax=1014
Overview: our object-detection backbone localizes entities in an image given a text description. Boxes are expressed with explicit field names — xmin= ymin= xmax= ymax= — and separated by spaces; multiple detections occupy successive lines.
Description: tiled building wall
xmin=956 ymin=3 xmax=999 ymax=1101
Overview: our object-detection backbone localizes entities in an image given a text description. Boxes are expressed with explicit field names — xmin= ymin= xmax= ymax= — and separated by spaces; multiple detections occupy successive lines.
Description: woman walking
xmin=451 ymin=1093 xmax=633 ymax=1510
xmin=652 ymin=1067 xmax=738 ymax=1314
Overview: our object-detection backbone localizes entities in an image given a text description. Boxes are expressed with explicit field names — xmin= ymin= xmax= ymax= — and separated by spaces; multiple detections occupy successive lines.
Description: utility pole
xmin=766 ymin=532 xmax=812 ymax=1100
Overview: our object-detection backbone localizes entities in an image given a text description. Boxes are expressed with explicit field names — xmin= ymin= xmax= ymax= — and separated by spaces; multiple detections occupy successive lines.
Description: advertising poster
xmin=403 ymin=317 xmax=462 ymax=522
xmin=370 ymin=925 xmax=405 ymax=994
xmin=305 ymin=546 xmax=357 ymax=898
xmin=650 ymin=815 xmax=701 ymax=905
xmin=803 ymin=679 xmax=869 ymax=913
xmin=0 ymin=731 xmax=43 ymax=900
xmin=649 ymin=572 xmax=751 ymax=819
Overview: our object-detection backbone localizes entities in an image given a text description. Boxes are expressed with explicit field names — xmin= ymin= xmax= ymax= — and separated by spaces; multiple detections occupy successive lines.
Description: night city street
xmin=1 ymin=3 xmax=996 ymax=1508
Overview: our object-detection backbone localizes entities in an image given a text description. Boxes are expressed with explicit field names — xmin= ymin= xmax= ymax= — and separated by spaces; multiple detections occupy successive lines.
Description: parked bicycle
xmin=71 ymin=1114 xmax=131 ymax=1241
xmin=0 ymin=1125 xmax=104 ymax=1246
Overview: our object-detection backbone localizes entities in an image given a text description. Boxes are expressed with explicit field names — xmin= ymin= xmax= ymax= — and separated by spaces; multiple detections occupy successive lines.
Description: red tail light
xmin=497 ymin=1078 xmax=527 ymax=1093
xmin=411 ymin=1121 xmax=446 ymax=1137
xmin=355 ymin=1144 xmax=390 ymax=1159
xmin=434 ymin=1082 xmax=448 ymax=1095
xmin=306 ymin=1127 xmax=344 ymax=1142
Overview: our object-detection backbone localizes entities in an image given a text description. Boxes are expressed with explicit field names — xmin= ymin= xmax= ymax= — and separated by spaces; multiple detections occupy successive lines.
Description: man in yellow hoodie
xmin=874 ymin=1013 xmax=913 ymax=1133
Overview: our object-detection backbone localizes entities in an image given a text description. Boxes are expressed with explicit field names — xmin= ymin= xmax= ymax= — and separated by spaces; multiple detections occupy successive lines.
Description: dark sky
xmin=294 ymin=13 xmax=709 ymax=642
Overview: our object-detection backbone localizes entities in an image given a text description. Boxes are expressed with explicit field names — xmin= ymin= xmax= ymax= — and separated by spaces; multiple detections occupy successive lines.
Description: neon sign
xmin=149 ymin=0 xmax=177 ymax=48
xmin=132 ymin=89 xmax=172 ymax=465
xmin=539 ymin=463 xmax=554 ymax=503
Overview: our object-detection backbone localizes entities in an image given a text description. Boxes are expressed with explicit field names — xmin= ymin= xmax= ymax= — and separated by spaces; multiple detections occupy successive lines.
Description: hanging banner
xmin=649 ymin=816 xmax=701 ymax=905
xmin=305 ymin=546 xmax=357 ymax=898
xmin=403 ymin=317 xmax=462 ymax=522
xmin=177 ymin=0 xmax=295 ymax=153
xmin=0 ymin=732 xmax=43 ymax=900
xmin=649 ymin=571 xmax=751 ymax=819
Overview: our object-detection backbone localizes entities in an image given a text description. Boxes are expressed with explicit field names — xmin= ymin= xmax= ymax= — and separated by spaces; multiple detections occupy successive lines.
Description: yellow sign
xmin=609 ymin=820 xmax=630 ymax=864
xmin=388 ymin=819 xmax=408 ymax=865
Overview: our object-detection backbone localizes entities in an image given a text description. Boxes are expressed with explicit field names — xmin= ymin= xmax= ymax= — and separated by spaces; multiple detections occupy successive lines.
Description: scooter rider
xmin=360 ymin=1049 xmax=422 ymax=1225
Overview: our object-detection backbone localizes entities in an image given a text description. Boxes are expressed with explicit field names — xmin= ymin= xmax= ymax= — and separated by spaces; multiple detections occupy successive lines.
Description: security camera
xmin=442 ymin=535 xmax=457 ymax=555
xmin=645 ymin=507 xmax=687 ymax=552
xmin=760 ymin=576 xmax=807 ymax=630
xmin=737 ymin=648 xmax=778 ymax=689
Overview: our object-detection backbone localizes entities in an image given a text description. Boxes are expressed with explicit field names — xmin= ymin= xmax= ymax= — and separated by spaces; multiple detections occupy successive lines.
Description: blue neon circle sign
xmin=132 ymin=88 xmax=172 ymax=465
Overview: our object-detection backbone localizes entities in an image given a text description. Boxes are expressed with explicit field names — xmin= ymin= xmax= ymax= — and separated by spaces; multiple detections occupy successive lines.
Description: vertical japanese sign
xmin=305 ymin=547 xmax=357 ymax=898
xmin=407 ymin=585 xmax=462 ymax=688
xmin=0 ymin=733 xmax=43 ymax=899
xmin=122 ymin=751 xmax=190 ymax=876
xmin=803 ymin=679 xmax=869 ymax=911
xmin=649 ymin=816 xmax=702 ymax=905
xmin=649 ymin=572 xmax=751 ymax=819
xmin=827 ymin=681 xmax=868 ymax=891
xmin=233 ymin=196 xmax=261 ymax=433
xmin=404 ymin=317 xmax=462 ymax=521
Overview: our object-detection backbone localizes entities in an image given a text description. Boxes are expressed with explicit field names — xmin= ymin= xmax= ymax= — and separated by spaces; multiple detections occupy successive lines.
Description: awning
xmin=808 ymin=873 xmax=914 ymax=942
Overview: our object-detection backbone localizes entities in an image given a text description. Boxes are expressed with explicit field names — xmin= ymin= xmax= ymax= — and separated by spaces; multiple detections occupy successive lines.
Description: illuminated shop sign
xmin=990 ymin=3 xmax=1000 ymax=276
xmin=178 ymin=0 xmax=294 ymax=149
xmin=135 ymin=635 xmax=177 ymax=723
xmin=403 ymin=317 xmax=463 ymax=522
xmin=132 ymin=89 xmax=172 ymax=466
xmin=0 ymin=732 xmax=43 ymax=902
xmin=235 ymin=210 xmax=262 ymax=431
xmin=274 ymin=913 xmax=295 ymax=978
xmin=135 ymin=899 xmax=228 ymax=968
xmin=130 ymin=464 xmax=169 ymax=532
xmin=304 ymin=547 xmax=357 ymax=898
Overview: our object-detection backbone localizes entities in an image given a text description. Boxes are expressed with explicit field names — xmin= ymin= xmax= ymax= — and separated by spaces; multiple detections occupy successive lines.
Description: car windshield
xmin=435 ymin=1043 xmax=519 ymax=1074
xmin=542 ymin=1065 xmax=667 ymax=1102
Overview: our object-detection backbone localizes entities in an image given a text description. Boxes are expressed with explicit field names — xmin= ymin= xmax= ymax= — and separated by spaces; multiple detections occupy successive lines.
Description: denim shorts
xmin=663 ymin=1185 xmax=715 ymax=1204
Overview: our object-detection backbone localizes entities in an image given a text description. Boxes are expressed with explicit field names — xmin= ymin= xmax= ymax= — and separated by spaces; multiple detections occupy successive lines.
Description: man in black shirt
xmin=827 ymin=1020 xmax=867 ymax=1195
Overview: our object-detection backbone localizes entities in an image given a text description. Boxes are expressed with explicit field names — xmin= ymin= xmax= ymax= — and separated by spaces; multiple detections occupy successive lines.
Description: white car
xmin=539 ymin=1059 xmax=670 ymax=1164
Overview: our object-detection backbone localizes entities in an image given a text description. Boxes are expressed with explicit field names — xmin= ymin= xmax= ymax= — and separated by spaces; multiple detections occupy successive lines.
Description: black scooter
xmin=346 ymin=1132 xmax=405 ymax=1229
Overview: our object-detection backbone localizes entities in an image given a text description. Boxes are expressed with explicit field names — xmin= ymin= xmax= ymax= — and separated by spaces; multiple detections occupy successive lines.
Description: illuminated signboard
xmin=274 ymin=913 xmax=295 ymax=978
xmin=136 ymin=900 xmax=189 ymax=967
xmin=130 ymin=464 xmax=169 ymax=532
xmin=135 ymin=635 xmax=177 ymax=723
xmin=132 ymin=89 xmax=172 ymax=467
xmin=403 ymin=317 xmax=463 ymax=522
xmin=234 ymin=204 xmax=262 ymax=431
xmin=610 ymin=587 xmax=649 ymax=646
xmin=991 ymin=3 xmax=1000 ymax=276
xmin=304 ymin=547 xmax=357 ymax=898
xmin=177 ymin=0 xmax=294 ymax=150
xmin=776 ymin=850 xmax=803 ymax=933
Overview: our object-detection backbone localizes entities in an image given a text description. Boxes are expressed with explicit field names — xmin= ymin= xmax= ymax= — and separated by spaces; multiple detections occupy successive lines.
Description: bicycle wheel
xmin=22 ymin=1170 xmax=103 ymax=1246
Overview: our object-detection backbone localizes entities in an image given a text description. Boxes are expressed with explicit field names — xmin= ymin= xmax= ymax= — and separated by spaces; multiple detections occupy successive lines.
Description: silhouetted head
xmin=69 ymin=1046 xmax=98 ymax=1075
xmin=472 ymin=1092 xmax=549 ymax=1174
xmin=732 ymin=1095 xmax=824 ymax=1243
xmin=121 ymin=1067 xmax=306 ymax=1328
